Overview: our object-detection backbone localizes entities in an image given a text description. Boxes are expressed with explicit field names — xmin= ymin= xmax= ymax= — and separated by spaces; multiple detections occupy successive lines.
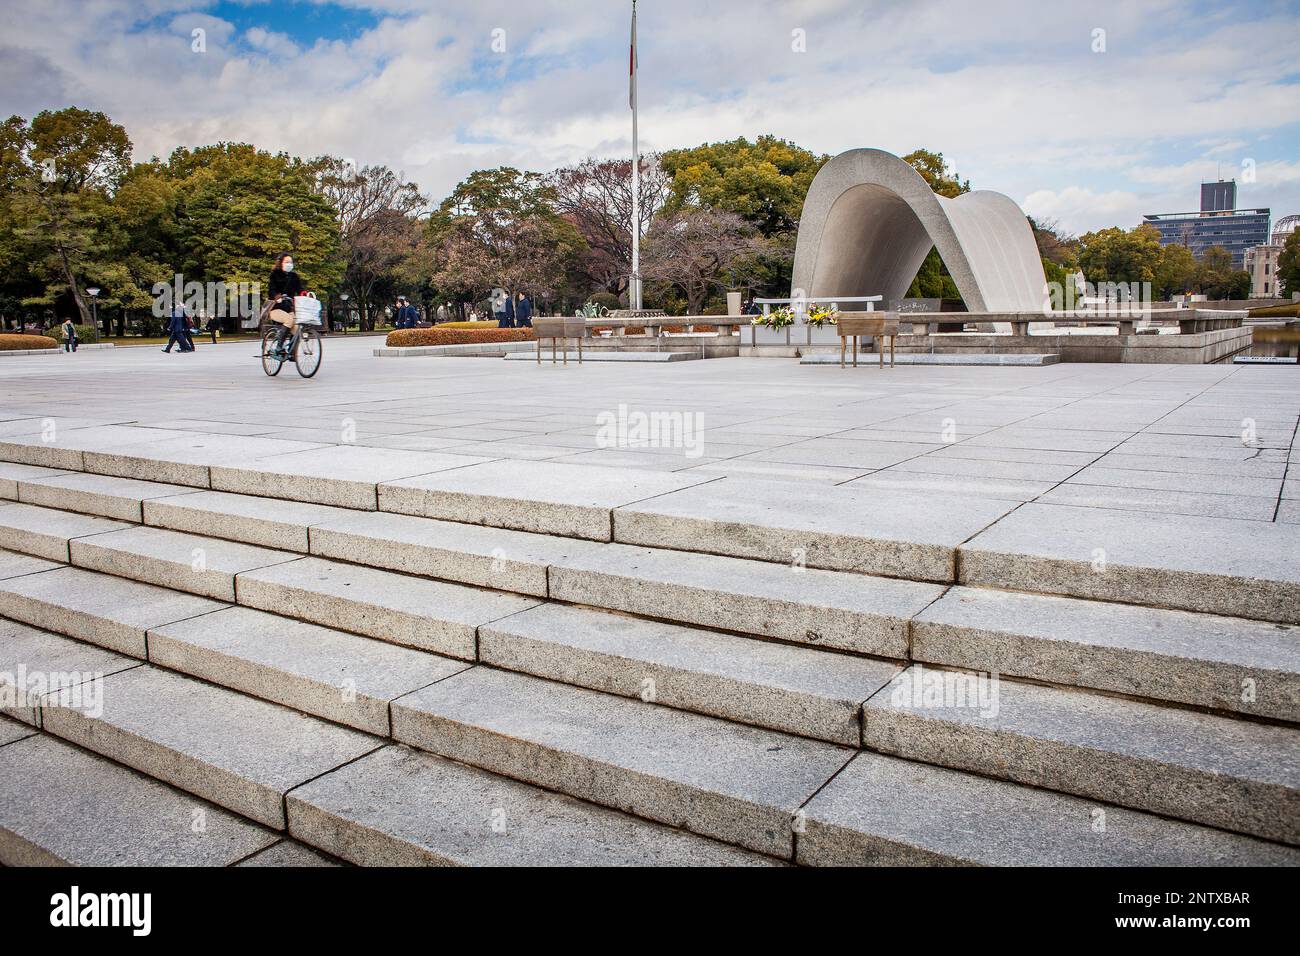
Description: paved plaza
xmin=0 ymin=340 xmax=1297 ymax=867
xmin=3 ymin=338 xmax=1297 ymax=524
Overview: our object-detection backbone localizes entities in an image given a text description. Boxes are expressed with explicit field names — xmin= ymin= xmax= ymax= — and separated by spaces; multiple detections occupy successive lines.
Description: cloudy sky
xmin=3 ymin=0 xmax=1299 ymax=237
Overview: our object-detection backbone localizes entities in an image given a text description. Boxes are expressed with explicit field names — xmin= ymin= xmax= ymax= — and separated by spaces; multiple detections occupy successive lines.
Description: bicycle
xmin=261 ymin=295 xmax=323 ymax=378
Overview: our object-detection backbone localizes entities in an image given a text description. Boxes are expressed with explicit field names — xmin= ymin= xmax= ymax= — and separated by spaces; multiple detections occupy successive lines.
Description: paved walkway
xmin=2 ymin=336 xmax=1297 ymax=526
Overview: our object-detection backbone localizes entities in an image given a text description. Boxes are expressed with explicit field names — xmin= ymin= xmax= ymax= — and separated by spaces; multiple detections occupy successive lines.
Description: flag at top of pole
xmin=629 ymin=0 xmax=642 ymax=309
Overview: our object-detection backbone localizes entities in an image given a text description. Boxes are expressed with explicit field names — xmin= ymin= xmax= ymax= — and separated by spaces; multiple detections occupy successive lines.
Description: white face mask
xmin=283 ymin=261 xmax=294 ymax=272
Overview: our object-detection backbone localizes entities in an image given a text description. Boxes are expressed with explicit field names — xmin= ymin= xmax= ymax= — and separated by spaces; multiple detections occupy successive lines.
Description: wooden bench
xmin=837 ymin=313 xmax=900 ymax=368
xmin=533 ymin=317 xmax=586 ymax=365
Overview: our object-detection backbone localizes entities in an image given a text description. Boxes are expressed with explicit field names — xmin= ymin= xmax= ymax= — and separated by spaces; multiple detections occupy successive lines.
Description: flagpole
xmin=630 ymin=0 xmax=641 ymax=310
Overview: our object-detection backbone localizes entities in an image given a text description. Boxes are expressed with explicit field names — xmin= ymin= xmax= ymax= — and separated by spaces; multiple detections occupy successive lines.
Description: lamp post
xmin=339 ymin=293 xmax=350 ymax=333
xmin=85 ymin=287 xmax=100 ymax=335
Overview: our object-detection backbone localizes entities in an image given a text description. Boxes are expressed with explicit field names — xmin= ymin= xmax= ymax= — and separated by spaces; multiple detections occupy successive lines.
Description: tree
xmin=659 ymin=135 xmax=828 ymax=237
xmin=418 ymin=167 xmax=585 ymax=312
xmin=1276 ymin=230 xmax=1300 ymax=297
xmin=641 ymin=209 xmax=766 ymax=314
xmin=549 ymin=155 xmax=669 ymax=301
xmin=1192 ymin=246 xmax=1251 ymax=300
xmin=1076 ymin=224 xmax=1162 ymax=286
xmin=1154 ymin=243 xmax=1196 ymax=300
xmin=1028 ymin=216 xmax=1079 ymax=267
xmin=168 ymin=143 xmax=342 ymax=295
xmin=4 ymin=108 xmax=133 ymax=329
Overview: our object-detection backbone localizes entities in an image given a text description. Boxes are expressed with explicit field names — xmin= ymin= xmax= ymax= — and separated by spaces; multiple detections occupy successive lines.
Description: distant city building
xmin=1244 ymin=244 xmax=1281 ymax=298
xmin=1143 ymin=179 xmax=1270 ymax=269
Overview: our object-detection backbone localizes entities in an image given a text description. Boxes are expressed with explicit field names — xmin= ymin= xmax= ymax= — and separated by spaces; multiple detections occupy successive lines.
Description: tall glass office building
xmin=1143 ymin=180 xmax=1270 ymax=269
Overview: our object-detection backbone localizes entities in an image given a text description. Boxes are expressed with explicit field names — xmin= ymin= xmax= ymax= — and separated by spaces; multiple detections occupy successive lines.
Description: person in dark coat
xmin=267 ymin=252 xmax=302 ymax=356
xmin=514 ymin=291 xmax=533 ymax=328
xmin=61 ymin=318 xmax=78 ymax=353
xmin=162 ymin=304 xmax=192 ymax=353
xmin=499 ymin=294 xmax=516 ymax=328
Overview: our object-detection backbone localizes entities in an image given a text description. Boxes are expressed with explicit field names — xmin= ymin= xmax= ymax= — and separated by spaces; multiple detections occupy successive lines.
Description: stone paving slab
xmin=479 ymin=602 xmax=900 ymax=744
xmin=235 ymin=556 xmax=538 ymax=659
xmin=83 ymin=434 xmax=330 ymax=487
xmin=799 ymin=752 xmax=1300 ymax=866
xmin=18 ymin=472 xmax=199 ymax=521
xmin=287 ymin=743 xmax=774 ymax=866
xmin=309 ymin=509 xmax=600 ymax=598
xmin=145 ymin=489 xmax=354 ymax=552
xmin=69 ymin=525 xmax=301 ymax=601
xmin=379 ymin=459 xmax=715 ymax=541
xmin=147 ymin=606 xmax=469 ymax=735
xmin=0 ymin=462 xmax=69 ymax=499
xmin=864 ymin=668 xmax=1300 ymax=844
xmin=549 ymin=542 xmax=940 ymax=657
xmin=959 ymin=503 xmax=1300 ymax=622
xmin=0 ymin=547 xmax=60 ymax=580
xmin=0 ymin=734 xmax=278 ymax=866
xmin=210 ymin=445 xmax=496 ymax=509
xmin=1065 ymin=464 xmax=1284 ymax=498
xmin=0 ymin=619 xmax=139 ymax=725
xmin=742 ymin=437 xmax=942 ymax=470
xmin=612 ymin=476 xmax=1014 ymax=581
xmin=40 ymin=664 xmax=380 ymax=829
xmin=0 ymin=425 xmax=195 ymax=469
xmin=391 ymin=668 xmax=852 ymax=857
xmin=0 ymin=566 xmax=225 ymax=657
xmin=236 ymin=839 xmax=343 ymax=867
xmin=0 ymin=502 xmax=132 ymax=562
xmin=0 ymin=715 xmax=37 ymax=747
xmin=914 ymin=586 xmax=1300 ymax=721
xmin=1037 ymin=483 xmax=1278 ymax=521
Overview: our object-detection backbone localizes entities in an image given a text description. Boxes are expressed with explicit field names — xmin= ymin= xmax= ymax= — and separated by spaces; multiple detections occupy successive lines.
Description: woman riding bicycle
xmin=267 ymin=252 xmax=302 ymax=358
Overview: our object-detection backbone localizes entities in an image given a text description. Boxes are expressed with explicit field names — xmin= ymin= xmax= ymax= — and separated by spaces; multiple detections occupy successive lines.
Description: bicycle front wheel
xmin=295 ymin=327 xmax=322 ymax=378
xmin=261 ymin=329 xmax=284 ymax=376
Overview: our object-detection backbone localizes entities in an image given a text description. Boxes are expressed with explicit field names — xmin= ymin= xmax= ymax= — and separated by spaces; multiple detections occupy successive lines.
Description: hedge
xmin=1247 ymin=303 xmax=1300 ymax=318
xmin=437 ymin=320 xmax=508 ymax=330
xmin=0 ymin=334 xmax=59 ymax=351
xmin=71 ymin=324 xmax=99 ymax=343
xmin=386 ymin=327 xmax=536 ymax=347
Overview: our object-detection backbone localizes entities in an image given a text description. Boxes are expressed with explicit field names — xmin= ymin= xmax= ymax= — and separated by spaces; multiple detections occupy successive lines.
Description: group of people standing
xmin=392 ymin=296 xmax=420 ymax=329
xmin=493 ymin=290 xmax=533 ymax=328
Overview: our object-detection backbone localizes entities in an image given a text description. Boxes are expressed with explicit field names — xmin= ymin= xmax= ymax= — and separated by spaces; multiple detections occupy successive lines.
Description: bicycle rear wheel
xmin=261 ymin=329 xmax=284 ymax=376
xmin=295 ymin=327 xmax=322 ymax=378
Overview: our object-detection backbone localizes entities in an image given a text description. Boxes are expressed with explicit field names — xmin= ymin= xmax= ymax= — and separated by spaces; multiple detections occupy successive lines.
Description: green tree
xmin=659 ymin=135 xmax=828 ymax=237
xmin=1192 ymin=246 xmax=1251 ymax=300
xmin=1076 ymin=224 xmax=1162 ymax=286
xmin=1154 ymin=243 xmax=1196 ymax=300
xmin=1275 ymin=230 xmax=1300 ymax=297
xmin=418 ymin=167 xmax=585 ymax=313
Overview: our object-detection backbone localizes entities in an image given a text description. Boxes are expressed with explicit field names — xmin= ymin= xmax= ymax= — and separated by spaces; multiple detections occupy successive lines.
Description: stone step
xmin=390 ymin=667 xmax=853 ymax=857
xmin=287 ymin=743 xmax=775 ymax=866
xmin=0 ymin=462 xmax=70 ymax=499
xmin=309 ymin=509 xmax=602 ymax=598
xmin=611 ymin=476 xmax=1015 ymax=582
xmin=0 ymin=502 xmax=131 ymax=562
xmin=0 ymin=547 xmax=61 ymax=580
xmin=68 ymin=525 xmax=300 ymax=601
xmin=0 ymin=565 xmax=225 ymax=657
xmin=799 ymin=752 xmax=1300 ymax=866
xmin=548 ymin=542 xmax=942 ymax=657
xmin=147 ymin=605 xmax=470 ymax=735
xmin=0 ymin=619 xmax=140 ymax=725
xmin=236 ymin=839 xmax=343 ymax=867
xmin=0 ymin=731 xmax=280 ymax=866
xmin=39 ymin=663 xmax=380 ymax=828
xmin=17 ymin=472 xmax=198 ymax=522
xmin=958 ymin=502 xmax=1300 ymax=623
xmin=865 ymin=666 xmax=1300 ymax=845
xmin=378 ymin=459 xmax=713 ymax=541
xmin=144 ymin=490 xmax=354 ymax=553
xmin=913 ymin=586 xmax=1300 ymax=722
xmin=0 ymin=715 xmax=38 ymax=747
xmin=235 ymin=556 xmax=539 ymax=660
xmin=478 ymin=602 xmax=899 ymax=744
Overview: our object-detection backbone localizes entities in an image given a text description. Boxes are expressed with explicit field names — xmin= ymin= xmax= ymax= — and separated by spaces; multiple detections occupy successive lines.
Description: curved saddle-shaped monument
xmin=791 ymin=148 xmax=1046 ymax=313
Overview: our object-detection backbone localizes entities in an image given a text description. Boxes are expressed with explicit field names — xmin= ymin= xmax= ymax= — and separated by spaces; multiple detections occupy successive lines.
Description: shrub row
xmin=0 ymin=334 xmax=59 ymax=351
xmin=1247 ymin=303 xmax=1300 ymax=318
xmin=386 ymin=327 xmax=536 ymax=347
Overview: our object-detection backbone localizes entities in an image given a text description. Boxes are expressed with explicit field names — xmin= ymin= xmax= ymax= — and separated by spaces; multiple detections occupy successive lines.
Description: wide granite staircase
xmin=0 ymin=431 xmax=1296 ymax=866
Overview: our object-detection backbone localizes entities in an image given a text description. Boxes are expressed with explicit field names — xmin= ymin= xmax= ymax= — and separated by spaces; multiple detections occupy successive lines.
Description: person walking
xmin=514 ymin=291 xmax=533 ymax=328
xmin=60 ymin=318 xmax=78 ymax=353
xmin=162 ymin=303 xmax=192 ymax=353
xmin=205 ymin=316 xmax=220 ymax=345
